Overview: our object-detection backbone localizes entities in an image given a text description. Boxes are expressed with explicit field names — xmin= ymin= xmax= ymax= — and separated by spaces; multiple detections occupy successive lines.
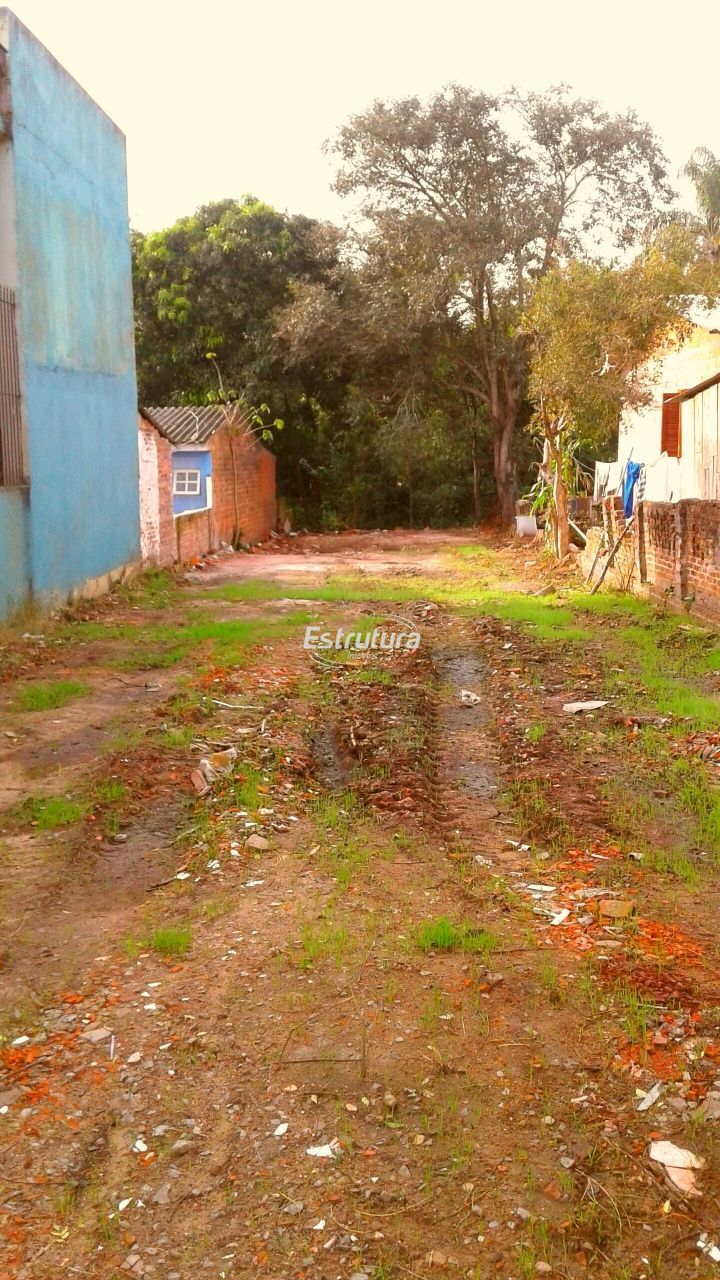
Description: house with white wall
xmin=598 ymin=315 xmax=720 ymax=504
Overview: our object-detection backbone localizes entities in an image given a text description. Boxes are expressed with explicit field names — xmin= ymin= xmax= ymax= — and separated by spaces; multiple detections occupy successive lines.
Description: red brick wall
xmin=175 ymin=508 xmax=213 ymax=563
xmin=638 ymin=503 xmax=677 ymax=600
xmin=585 ymin=498 xmax=720 ymax=624
xmin=208 ymin=427 xmax=277 ymax=547
xmin=667 ymin=501 xmax=720 ymax=623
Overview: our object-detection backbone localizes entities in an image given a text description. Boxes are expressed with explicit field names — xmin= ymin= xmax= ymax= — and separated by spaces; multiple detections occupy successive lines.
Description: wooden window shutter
xmin=661 ymin=392 xmax=681 ymax=458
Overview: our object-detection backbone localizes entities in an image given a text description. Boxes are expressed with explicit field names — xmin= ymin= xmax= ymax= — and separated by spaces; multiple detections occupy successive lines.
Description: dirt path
xmin=3 ymin=533 xmax=720 ymax=1279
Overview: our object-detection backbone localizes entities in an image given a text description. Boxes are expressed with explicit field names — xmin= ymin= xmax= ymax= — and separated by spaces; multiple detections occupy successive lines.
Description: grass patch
xmin=91 ymin=778 xmax=128 ymax=836
xmin=504 ymin=778 xmax=571 ymax=849
xmin=299 ymin=920 xmax=348 ymax=969
xmin=228 ymin=765 xmax=263 ymax=811
xmin=312 ymin=792 xmax=360 ymax=829
xmin=350 ymin=666 xmax=393 ymax=685
xmin=56 ymin=620 xmax=138 ymax=644
xmin=19 ymin=794 xmax=87 ymax=829
xmin=119 ymin=568 xmax=181 ymax=609
xmin=114 ymin=611 xmax=317 ymax=671
xmin=311 ymin=792 xmax=373 ymax=886
xmin=145 ymin=924 xmax=192 ymax=957
xmin=481 ymin=594 xmax=590 ymax=643
xmin=207 ymin=578 xmax=421 ymax=606
xmin=160 ymin=725 xmax=194 ymax=749
xmin=614 ymin=984 xmax=655 ymax=1047
xmin=643 ymin=847 xmax=701 ymax=888
xmin=602 ymin=730 xmax=720 ymax=866
xmin=416 ymin=916 xmax=498 ymax=959
xmin=538 ymin=956 xmax=563 ymax=1004
xmin=12 ymin=680 xmax=88 ymax=713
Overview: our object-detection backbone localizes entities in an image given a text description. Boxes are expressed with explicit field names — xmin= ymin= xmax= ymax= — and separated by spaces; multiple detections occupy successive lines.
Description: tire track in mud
xmin=428 ymin=621 xmax=520 ymax=871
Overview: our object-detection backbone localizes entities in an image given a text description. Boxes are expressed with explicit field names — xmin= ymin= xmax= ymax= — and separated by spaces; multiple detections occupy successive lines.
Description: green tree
xmin=276 ymin=229 xmax=497 ymax=524
xmin=329 ymin=86 xmax=674 ymax=523
xmin=682 ymin=147 xmax=720 ymax=259
xmin=132 ymin=196 xmax=339 ymax=407
xmin=524 ymin=226 xmax=719 ymax=557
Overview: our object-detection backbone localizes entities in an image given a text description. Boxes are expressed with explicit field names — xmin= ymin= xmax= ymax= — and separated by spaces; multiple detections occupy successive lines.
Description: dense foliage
xmin=131 ymin=88 xmax=696 ymax=533
xmin=132 ymin=195 xmax=495 ymax=527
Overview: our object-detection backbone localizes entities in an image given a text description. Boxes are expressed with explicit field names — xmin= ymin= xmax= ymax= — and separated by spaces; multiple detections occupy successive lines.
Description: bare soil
xmin=1 ymin=532 xmax=720 ymax=1280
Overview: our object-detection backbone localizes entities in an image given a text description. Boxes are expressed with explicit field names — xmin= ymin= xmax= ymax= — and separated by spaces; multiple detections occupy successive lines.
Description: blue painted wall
xmin=172 ymin=450 xmax=212 ymax=515
xmin=1 ymin=11 xmax=140 ymax=608
xmin=0 ymin=487 xmax=29 ymax=616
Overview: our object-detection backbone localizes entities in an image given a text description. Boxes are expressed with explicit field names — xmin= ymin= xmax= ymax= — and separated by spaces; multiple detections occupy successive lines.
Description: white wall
xmin=681 ymin=380 xmax=720 ymax=499
xmin=617 ymin=328 xmax=720 ymax=500
xmin=138 ymin=421 xmax=161 ymax=565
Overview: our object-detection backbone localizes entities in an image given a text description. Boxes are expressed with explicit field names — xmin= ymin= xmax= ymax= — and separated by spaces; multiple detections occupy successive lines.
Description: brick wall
xmin=582 ymin=498 xmax=720 ymax=624
xmin=670 ymin=501 xmax=720 ymax=622
xmin=139 ymin=416 xmax=277 ymax=566
xmin=138 ymin=416 xmax=174 ymax=568
xmin=638 ymin=503 xmax=676 ymax=600
xmin=175 ymin=508 xmax=213 ymax=564
xmin=208 ymin=427 xmax=277 ymax=547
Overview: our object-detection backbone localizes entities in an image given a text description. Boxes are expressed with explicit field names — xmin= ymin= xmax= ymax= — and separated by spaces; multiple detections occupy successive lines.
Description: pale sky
xmin=7 ymin=0 xmax=720 ymax=232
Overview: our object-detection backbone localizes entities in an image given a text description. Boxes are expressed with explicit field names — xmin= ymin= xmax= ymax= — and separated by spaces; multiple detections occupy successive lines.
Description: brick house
xmin=138 ymin=407 xmax=276 ymax=566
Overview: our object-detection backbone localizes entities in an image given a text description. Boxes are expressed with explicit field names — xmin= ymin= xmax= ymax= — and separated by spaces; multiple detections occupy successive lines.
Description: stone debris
xmin=649 ymin=1140 xmax=704 ymax=1198
xmin=79 ymin=1026 xmax=112 ymax=1044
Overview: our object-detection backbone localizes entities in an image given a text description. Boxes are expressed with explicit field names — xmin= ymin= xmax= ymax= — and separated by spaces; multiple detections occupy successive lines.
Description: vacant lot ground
xmin=3 ymin=530 xmax=720 ymax=1280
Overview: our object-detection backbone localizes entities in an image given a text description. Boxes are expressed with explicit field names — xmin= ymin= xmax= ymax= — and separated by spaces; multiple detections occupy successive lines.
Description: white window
xmin=173 ymin=469 xmax=201 ymax=496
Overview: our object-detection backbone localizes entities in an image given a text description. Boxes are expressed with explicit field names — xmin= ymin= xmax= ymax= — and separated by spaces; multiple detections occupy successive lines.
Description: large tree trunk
xmin=471 ymin=425 xmax=482 ymax=525
xmin=553 ymin=464 xmax=570 ymax=558
xmin=493 ymin=411 xmax=517 ymax=526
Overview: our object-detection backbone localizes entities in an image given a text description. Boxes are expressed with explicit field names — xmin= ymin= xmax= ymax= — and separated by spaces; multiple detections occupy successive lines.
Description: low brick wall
xmin=582 ymin=498 xmax=720 ymax=623
xmin=209 ymin=429 xmax=276 ymax=546
xmin=175 ymin=508 xmax=214 ymax=564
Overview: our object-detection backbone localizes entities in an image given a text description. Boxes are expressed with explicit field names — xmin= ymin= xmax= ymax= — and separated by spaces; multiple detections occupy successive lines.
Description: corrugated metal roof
xmin=142 ymin=404 xmax=251 ymax=446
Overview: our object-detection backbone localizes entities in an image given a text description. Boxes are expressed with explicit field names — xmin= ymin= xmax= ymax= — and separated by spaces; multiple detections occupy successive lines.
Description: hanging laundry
xmin=594 ymin=460 xmax=623 ymax=502
xmin=623 ymin=460 xmax=644 ymax=516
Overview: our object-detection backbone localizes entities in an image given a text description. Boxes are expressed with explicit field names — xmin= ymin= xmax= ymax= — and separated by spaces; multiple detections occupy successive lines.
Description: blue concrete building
xmin=0 ymin=10 xmax=140 ymax=619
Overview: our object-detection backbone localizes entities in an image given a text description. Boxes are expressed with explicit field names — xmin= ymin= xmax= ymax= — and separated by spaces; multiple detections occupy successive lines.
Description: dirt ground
xmin=3 ymin=529 xmax=720 ymax=1280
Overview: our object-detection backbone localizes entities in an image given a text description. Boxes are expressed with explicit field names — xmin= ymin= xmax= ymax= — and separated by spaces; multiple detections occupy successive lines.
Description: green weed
xmin=538 ymin=957 xmax=563 ymax=1004
xmin=18 ymin=793 xmax=87 ymax=829
xmin=505 ymin=778 xmax=570 ymax=847
xmin=114 ymin=612 xmax=317 ymax=671
xmin=299 ymin=920 xmax=348 ymax=969
xmin=12 ymin=680 xmax=88 ymax=713
xmin=148 ymin=924 xmax=192 ymax=957
xmin=615 ymin=984 xmax=654 ymax=1046
xmin=416 ymin=916 xmax=498 ymax=959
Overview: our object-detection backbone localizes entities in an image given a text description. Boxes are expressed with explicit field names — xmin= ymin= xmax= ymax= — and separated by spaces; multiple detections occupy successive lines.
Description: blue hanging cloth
xmin=622 ymin=461 xmax=643 ymax=517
